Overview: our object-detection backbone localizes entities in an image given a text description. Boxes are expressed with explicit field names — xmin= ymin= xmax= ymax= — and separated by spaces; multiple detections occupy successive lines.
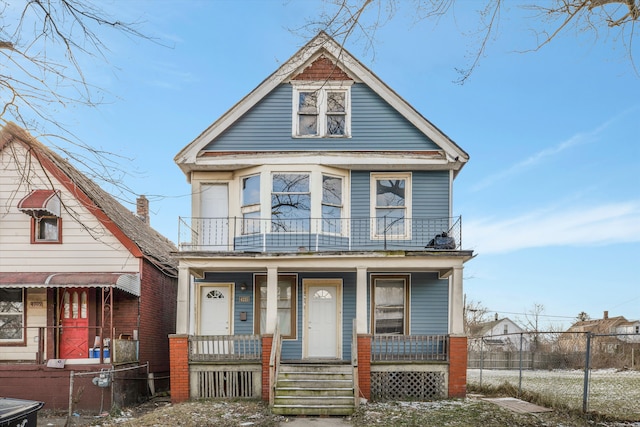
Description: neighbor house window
xmin=322 ymin=174 xmax=343 ymax=234
xmin=371 ymin=275 xmax=409 ymax=335
xmin=293 ymin=86 xmax=350 ymax=137
xmin=503 ymin=325 xmax=508 ymax=335
xmin=371 ymin=173 xmax=411 ymax=239
xmin=271 ymin=173 xmax=310 ymax=232
xmin=241 ymin=175 xmax=261 ymax=234
xmin=254 ymin=274 xmax=297 ymax=339
xmin=0 ymin=289 xmax=24 ymax=341
xmin=32 ymin=216 xmax=62 ymax=243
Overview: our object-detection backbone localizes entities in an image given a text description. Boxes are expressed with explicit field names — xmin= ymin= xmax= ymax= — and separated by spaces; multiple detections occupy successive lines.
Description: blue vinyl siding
xmin=204 ymin=84 xmax=440 ymax=151
xmin=409 ymin=272 xmax=449 ymax=335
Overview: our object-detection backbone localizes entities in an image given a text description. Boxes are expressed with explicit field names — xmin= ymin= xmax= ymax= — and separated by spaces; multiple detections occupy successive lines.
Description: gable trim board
xmin=175 ymin=32 xmax=468 ymax=174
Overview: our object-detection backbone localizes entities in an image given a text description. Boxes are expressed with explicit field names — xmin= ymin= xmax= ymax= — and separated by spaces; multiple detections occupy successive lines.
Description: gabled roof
xmin=469 ymin=317 xmax=524 ymax=337
xmin=0 ymin=122 xmax=178 ymax=278
xmin=175 ymin=31 xmax=469 ymax=175
xmin=566 ymin=315 xmax=630 ymax=334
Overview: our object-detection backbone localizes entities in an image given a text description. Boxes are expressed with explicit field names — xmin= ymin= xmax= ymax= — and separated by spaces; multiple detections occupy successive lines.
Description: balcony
xmin=178 ymin=216 xmax=461 ymax=253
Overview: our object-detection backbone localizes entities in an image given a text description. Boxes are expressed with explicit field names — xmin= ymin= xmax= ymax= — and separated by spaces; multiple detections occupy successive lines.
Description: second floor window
xmin=241 ymin=175 xmax=261 ymax=234
xmin=294 ymin=86 xmax=350 ymax=137
xmin=32 ymin=216 xmax=62 ymax=243
xmin=271 ymin=173 xmax=310 ymax=232
xmin=371 ymin=173 xmax=412 ymax=239
xmin=322 ymin=174 xmax=343 ymax=233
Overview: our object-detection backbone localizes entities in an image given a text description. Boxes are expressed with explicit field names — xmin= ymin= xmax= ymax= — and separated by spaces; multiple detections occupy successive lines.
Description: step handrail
xmin=351 ymin=318 xmax=359 ymax=407
xmin=268 ymin=324 xmax=282 ymax=407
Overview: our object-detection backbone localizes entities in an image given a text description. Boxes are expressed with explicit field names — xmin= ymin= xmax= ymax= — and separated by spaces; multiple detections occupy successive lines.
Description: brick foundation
xmin=169 ymin=334 xmax=190 ymax=403
xmin=357 ymin=334 xmax=372 ymax=400
xmin=448 ymin=336 xmax=468 ymax=398
xmin=261 ymin=335 xmax=273 ymax=401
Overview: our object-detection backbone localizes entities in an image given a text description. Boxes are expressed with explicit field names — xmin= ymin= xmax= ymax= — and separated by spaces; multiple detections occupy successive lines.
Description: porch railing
xmin=268 ymin=326 xmax=282 ymax=407
xmin=178 ymin=216 xmax=462 ymax=252
xmin=371 ymin=335 xmax=449 ymax=362
xmin=188 ymin=335 xmax=261 ymax=362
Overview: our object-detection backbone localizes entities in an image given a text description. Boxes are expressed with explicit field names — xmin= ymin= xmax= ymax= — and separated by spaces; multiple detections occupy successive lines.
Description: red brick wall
xmin=448 ymin=336 xmax=468 ymax=398
xmin=261 ymin=335 xmax=273 ymax=401
xmin=138 ymin=259 xmax=178 ymax=375
xmin=357 ymin=335 xmax=372 ymax=400
xmin=169 ymin=334 xmax=189 ymax=403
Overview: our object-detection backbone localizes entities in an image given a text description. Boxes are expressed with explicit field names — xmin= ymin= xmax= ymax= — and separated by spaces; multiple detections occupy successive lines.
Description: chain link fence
xmin=467 ymin=332 xmax=640 ymax=421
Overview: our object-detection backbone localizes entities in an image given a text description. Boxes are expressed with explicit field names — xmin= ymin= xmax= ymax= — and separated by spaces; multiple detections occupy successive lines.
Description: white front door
xmin=304 ymin=280 xmax=341 ymax=359
xmin=199 ymin=285 xmax=233 ymax=354
xmin=200 ymin=184 xmax=229 ymax=250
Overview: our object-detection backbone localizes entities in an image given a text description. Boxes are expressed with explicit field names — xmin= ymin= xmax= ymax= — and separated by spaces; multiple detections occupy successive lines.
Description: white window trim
xmin=370 ymin=172 xmax=412 ymax=240
xmin=291 ymin=83 xmax=352 ymax=138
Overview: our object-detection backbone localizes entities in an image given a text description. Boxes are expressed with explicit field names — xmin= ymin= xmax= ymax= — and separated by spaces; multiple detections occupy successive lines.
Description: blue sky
xmin=16 ymin=0 xmax=640 ymax=329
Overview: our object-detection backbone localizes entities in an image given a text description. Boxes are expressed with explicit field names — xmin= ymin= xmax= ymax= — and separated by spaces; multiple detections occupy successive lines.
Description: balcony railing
xmin=178 ymin=216 xmax=461 ymax=252
xmin=371 ymin=334 xmax=449 ymax=362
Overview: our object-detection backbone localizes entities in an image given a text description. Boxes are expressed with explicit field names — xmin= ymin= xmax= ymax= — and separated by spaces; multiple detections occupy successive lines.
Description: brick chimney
xmin=136 ymin=195 xmax=149 ymax=225
xmin=603 ymin=310 xmax=609 ymax=320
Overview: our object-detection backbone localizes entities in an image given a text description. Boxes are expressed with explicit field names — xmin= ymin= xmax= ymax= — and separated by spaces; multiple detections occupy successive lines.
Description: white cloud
xmin=464 ymin=200 xmax=640 ymax=254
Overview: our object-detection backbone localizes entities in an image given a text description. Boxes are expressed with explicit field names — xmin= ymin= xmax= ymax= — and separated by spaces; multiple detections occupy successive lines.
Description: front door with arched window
xmin=59 ymin=288 xmax=89 ymax=358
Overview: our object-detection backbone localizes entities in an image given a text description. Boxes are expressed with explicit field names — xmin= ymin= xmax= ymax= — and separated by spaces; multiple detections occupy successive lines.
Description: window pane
xmin=0 ymin=289 xmax=23 ymax=340
xmin=273 ymin=174 xmax=309 ymax=193
xmin=242 ymin=211 xmax=261 ymax=235
xmin=299 ymin=92 xmax=317 ymax=113
xmin=299 ymin=115 xmax=317 ymax=135
xmin=322 ymin=205 xmax=342 ymax=234
xmin=327 ymin=115 xmax=345 ymax=135
xmin=257 ymin=276 xmax=293 ymax=337
xmin=242 ymin=175 xmax=260 ymax=206
xmin=322 ymin=176 xmax=342 ymax=205
xmin=375 ymin=279 xmax=405 ymax=335
xmin=375 ymin=208 xmax=405 ymax=235
xmin=37 ymin=217 xmax=59 ymax=240
xmin=272 ymin=174 xmax=310 ymax=232
xmin=327 ymin=92 xmax=345 ymax=112
xmin=376 ymin=179 xmax=405 ymax=207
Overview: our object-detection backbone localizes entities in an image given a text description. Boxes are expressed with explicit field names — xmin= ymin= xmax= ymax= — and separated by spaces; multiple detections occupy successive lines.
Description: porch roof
xmin=0 ymin=272 xmax=140 ymax=296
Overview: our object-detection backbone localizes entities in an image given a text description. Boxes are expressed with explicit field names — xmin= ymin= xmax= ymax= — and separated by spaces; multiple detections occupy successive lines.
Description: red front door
xmin=59 ymin=289 xmax=89 ymax=358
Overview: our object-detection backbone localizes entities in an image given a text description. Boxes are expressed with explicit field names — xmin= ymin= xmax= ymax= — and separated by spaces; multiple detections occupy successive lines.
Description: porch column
xmin=265 ymin=266 xmax=278 ymax=333
xmin=449 ymin=265 xmax=464 ymax=335
xmin=356 ymin=266 xmax=368 ymax=333
xmin=176 ymin=265 xmax=191 ymax=335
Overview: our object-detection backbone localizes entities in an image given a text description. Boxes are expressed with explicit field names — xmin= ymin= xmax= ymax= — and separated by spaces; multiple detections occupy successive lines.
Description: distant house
xmin=559 ymin=311 xmax=640 ymax=352
xmin=469 ymin=316 xmax=529 ymax=351
xmin=0 ymin=123 xmax=178 ymax=410
xmin=169 ymin=32 xmax=473 ymax=415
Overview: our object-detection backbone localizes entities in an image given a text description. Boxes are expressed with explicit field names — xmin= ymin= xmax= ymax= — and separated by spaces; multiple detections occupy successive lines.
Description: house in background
xmin=0 ymin=123 xmax=178 ymax=410
xmin=170 ymin=32 xmax=474 ymax=415
xmin=559 ymin=311 xmax=640 ymax=353
xmin=468 ymin=315 xmax=529 ymax=351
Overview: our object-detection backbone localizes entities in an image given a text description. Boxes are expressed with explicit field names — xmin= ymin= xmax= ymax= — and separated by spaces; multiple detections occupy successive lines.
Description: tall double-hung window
xmin=241 ymin=175 xmax=261 ymax=234
xmin=294 ymin=85 xmax=351 ymax=137
xmin=322 ymin=174 xmax=343 ymax=233
xmin=371 ymin=275 xmax=409 ymax=335
xmin=371 ymin=173 xmax=412 ymax=239
xmin=271 ymin=173 xmax=311 ymax=232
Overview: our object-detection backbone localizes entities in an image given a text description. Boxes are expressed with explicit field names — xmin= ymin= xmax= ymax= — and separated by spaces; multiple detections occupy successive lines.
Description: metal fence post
xmin=582 ymin=332 xmax=592 ymax=413
xmin=518 ymin=333 xmax=523 ymax=396
xmin=479 ymin=338 xmax=484 ymax=388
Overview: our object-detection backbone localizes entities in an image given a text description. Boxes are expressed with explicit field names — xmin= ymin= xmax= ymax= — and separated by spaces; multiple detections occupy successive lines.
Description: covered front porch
xmin=169 ymin=250 xmax=472 ymax=406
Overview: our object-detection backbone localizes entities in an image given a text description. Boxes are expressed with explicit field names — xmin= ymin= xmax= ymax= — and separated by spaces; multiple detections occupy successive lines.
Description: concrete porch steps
xmin=272 ymin=363 xmax=356 ymax=416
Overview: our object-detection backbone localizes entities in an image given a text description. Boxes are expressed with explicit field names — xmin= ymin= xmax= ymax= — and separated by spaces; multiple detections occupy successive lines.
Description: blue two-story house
xmin=170 ymin=32 xmax=474 ymax=415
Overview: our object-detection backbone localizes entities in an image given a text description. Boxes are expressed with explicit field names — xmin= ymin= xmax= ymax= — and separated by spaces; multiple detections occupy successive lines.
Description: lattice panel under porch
xmin=195 ymin=370 xmax=255 ymax=398
xmin=371 ymin=371 xmax=446 ymax=401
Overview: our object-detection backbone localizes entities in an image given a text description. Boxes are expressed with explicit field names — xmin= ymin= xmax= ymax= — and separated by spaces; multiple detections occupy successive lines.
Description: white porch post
xmin=356 ymin=266 xmax=368 ymax=334
xmin=176 ymin=265 xmax=191 ymax=335
xmin=449 ymin=265 xmax=465 ymax=335
xmin=265 ymin=266 xmax=278 ymax=334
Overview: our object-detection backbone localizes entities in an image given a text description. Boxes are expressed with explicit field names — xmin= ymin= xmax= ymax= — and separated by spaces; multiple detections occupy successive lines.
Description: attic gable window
xmin=17 ymin=190 xmax=63 ymax=244
xmin=293 ymin=84 xmax=351 ymax=138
